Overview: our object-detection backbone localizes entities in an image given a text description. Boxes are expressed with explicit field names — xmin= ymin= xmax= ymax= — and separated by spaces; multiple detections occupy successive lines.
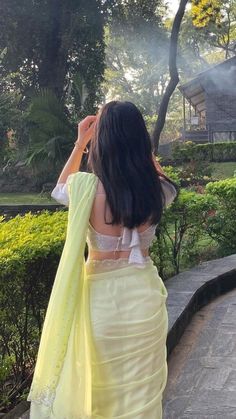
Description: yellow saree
xmin=27 ymin=170 xmax=169 ymax=418
xmin=27 ymin=171 xmax=109 ymax=418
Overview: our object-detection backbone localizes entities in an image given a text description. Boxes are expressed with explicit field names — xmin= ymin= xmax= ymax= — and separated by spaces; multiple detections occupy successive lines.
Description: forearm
xmin=57 ymin=145 xmax=84 ymax=184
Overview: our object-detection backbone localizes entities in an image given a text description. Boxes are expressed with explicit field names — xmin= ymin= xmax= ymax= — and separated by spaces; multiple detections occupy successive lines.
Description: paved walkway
xmin=163 ymin=287 xmax=236 ymax=419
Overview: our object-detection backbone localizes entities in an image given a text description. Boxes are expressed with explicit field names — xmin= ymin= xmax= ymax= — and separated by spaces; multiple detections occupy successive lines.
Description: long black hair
xmin=87 ymin=100 xmax=176 ymax=229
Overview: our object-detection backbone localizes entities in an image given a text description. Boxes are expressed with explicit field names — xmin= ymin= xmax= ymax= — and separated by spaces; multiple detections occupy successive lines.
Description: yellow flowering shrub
xmin=0 ymin=209 xmax=68 ymax=404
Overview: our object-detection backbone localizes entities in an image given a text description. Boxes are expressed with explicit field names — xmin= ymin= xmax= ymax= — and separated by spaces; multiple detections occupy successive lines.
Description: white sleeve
xmin=160 ymin=177 xmax=177 ymax=207
xmin=51 ymin=182 xmax=69 ymax=206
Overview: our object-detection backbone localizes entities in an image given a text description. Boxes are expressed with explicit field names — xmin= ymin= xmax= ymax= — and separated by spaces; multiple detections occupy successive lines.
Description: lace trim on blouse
xmin=85 ymin=256 xmax=152 ymax=274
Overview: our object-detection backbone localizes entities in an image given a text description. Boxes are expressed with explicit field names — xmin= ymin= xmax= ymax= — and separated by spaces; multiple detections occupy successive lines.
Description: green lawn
xmin=210 ymin=162 xmax=236 ymax=179
xmin=0 ymin=193 xmax=57 ymax=205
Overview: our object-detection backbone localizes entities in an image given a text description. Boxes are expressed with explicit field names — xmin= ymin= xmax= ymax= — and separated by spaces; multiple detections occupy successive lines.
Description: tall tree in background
xmin=0 ymin=0 xmax=114 ymax=175
xmin=0 ymin=0 xmax=111 ymax=113
xmin=103 ymin=0 xmax=169 ymax=116
xmin=152 ymin=0 xmax=188 ymax=152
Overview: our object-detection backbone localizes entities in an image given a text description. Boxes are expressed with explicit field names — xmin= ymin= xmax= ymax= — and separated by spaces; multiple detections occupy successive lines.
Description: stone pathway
xmin=163 ymin=287 xmax=236 ymax=419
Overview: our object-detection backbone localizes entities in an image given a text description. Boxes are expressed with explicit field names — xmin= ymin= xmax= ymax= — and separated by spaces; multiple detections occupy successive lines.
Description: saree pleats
xmin=30 ymin=257 xmax=168 ymax=418
xmin=88 ymin=257 xmax=168 ymax=418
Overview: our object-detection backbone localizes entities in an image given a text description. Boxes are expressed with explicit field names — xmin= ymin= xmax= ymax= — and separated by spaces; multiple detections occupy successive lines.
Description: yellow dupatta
xmin=27 ymin=171 xmax=105 ymax=417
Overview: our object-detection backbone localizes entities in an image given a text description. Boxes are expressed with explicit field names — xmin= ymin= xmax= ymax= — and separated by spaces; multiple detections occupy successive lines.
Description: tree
xmin=191 ymin=0 xmax=222 ymax=28
xmin=24 ymin=89 xmax=75 ymax=176
xmin=152 ymin=0 xmax=189 ymax=153
xmin=0 ymin=0 xmax=110 ymax=114
xmin=0 ymin=0 xmax=115 ymax=175
xmin=191 ymin=0 xmax=236 ymax=59
xmin=102 ymin=0 xmax=169 ymax=116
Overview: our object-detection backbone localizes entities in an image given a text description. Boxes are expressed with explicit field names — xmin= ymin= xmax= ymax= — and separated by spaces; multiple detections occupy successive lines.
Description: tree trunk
xmin=37 ymin=0 xmax=70 ymax=100
xmin=152 ymin=0 xmax=189 ymax=154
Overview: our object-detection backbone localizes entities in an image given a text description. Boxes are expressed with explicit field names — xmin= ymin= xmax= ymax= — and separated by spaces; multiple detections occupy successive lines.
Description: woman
xmin=27 ymin=100 xmax=177 ymax=418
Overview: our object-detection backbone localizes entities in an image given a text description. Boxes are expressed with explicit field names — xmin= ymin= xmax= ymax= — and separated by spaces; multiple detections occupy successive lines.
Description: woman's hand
xmin=74 ymin=115 xmax=97 ymax=150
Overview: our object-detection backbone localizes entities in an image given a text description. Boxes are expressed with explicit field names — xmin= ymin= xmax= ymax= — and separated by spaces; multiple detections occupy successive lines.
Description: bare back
xmin=89 ymin=179 xmax=152 ymax=260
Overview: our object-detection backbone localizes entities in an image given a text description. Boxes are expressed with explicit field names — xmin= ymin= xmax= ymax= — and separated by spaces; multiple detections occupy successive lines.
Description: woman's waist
xmin=85 ymin=255 xmax=154 ymax=276
xmin=88 ymin=248 xmax=149 ymax=260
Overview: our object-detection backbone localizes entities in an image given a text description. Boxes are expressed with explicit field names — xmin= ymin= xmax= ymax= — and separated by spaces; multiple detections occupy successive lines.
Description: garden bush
xmin=172 ymin=141 xmax=236 ymax=163
xmin=0 ymin=210 xmax=67 ymax=409
xmin=160 ymin=165 xmax=181 ymax=186
xmin=150 ymin=189 xmax=217 ymax=278
xmin=177 ymin=160 xmax=213 ymax=186
xmin=205 ymin=178 xmax=236 ymax=255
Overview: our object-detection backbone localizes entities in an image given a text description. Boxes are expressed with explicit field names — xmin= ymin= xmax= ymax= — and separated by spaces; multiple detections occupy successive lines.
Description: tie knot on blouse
xmin=50 ymin=175 xmax=177 ymax=267
xmin=87 ymin=222 xmax=157 ymax=267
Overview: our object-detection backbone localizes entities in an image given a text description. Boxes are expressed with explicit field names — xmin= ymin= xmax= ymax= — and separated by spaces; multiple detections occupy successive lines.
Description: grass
xmin=210 ymin=162 xmax=235 ymax=180
xmin=0 ymin=193 xmax=57 ymax=205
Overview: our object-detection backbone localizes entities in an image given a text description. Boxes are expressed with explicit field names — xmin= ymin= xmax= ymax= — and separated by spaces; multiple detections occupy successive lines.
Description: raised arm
xmin=56 ymin=115 xmax=97 ymax=184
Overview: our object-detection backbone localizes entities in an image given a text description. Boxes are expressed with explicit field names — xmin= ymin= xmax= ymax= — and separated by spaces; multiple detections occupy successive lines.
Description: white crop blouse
xmin=51 ymin=175 xmax=177 ymax=266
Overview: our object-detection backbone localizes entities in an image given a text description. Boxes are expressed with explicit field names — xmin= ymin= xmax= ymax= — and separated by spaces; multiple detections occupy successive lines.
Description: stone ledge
xmin=165 ymin=254 xmax=236 ymax=357
xmin=1 ymin=401 xmax=29 ymax=419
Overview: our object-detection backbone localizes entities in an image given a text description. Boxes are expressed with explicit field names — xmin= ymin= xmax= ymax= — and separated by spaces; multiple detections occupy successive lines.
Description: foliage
xmin=102 ymin=1 xmax=169 ymax=116
xmin=178 ymin=11 xmax=214 ymax=76
xmin=0 ymin=1 xmax=112 ymax=176
xmin=152 ymin=189 xmax=217 ymax=277
xmin=0 ymin=92 xmax=21 ymax=138
xmin=161 ymin=165 xmax=181 ymax=186
xmin=144 ymin=92 xmax=184 ymax=143
xmin=0 ymin=91 xmax=22 ymax=165
xmin=172 ymin=141 xmax=236 ymax=163
xmin=0 ymin=210 xmax=67 ymax=407
xmin=23 ymin=88 xmax=75 ymax=174
xmin=191 ymin=1 xmax=236 ymax=59
xmin=0 ymin=0 xmax=107 ymax=114
xmin=177 ymin=160 xmax=213 ymax=186
xmin=191 ymin=0 xmax=222 ymax=28
xmin=205 ymin=178 xmax=236 ymax=255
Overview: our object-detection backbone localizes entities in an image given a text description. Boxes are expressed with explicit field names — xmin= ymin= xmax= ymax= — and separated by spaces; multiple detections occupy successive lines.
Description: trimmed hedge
xmin=205 ymin=178 xmax=236 ymax=255
xmin=0 ymin=210 xmax=68 ymax=407
xmin=172 ymin=141 xmax=236 ymax=163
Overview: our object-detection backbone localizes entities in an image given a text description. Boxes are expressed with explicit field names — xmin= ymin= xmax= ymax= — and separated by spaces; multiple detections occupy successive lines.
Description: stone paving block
xmin=167 ymin=290 xmax=194 ymax=306
xmin=224 ymin=370 xmax=236 ymax=391
xmin=182 ymin=389 xmax=236 ymax=416
xmin=209 ymin=331 xmax=236 ymax=357
xmin=163 ymin=395 xmax=191 ymax=419
xmin=181 ymin=413 xmax=236 ymax=419
xmin=163 ymin=287 xmax=236 ymax=418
